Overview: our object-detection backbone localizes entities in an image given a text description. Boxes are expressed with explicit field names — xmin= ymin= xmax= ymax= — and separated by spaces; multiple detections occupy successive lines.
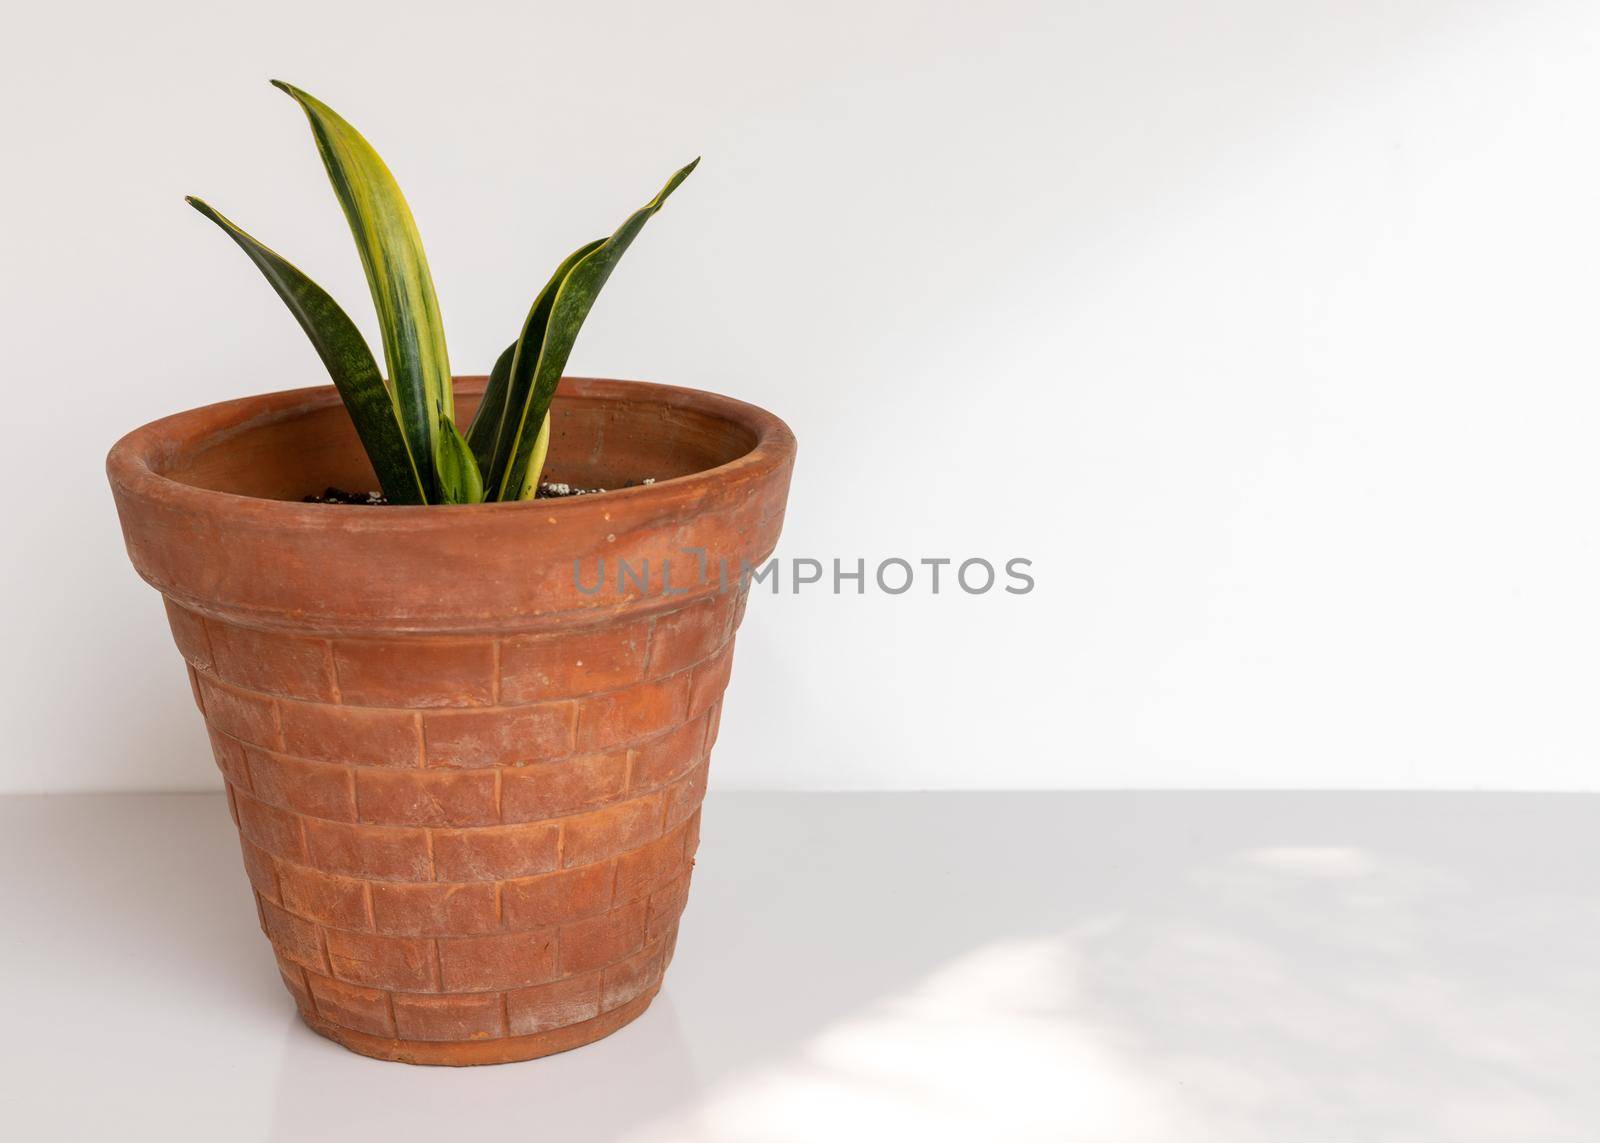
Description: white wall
xmin=4 ymin=0 xmax=1600 ymax=792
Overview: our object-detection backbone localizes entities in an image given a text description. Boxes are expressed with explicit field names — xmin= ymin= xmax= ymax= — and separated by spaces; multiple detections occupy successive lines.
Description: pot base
xmin=298 ymin=986 xmax=661 ymax=1066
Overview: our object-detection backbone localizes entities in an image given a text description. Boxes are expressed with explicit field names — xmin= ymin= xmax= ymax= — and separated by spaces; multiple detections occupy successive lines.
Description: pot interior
xmin=159 ymin=383 xmax=760 ymax=502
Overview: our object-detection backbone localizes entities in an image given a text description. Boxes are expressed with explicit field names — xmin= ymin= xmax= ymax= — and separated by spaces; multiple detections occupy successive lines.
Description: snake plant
xmin=187 ymin=81 xmax=697 ymax=504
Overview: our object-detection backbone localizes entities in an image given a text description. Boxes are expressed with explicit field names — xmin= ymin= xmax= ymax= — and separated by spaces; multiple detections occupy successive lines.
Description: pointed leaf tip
xmin=185 ymin=196 xmax=223 ymax=225
xmin=491 ymin=160 xmax=698 ymax=499
xmin=279 ymin=81 xmax=453 ymax=500
xmin=270 ymin=80 xmax=318 ymax=111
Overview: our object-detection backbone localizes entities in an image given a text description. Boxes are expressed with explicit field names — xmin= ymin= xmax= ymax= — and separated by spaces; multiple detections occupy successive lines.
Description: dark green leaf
xmin=496 ymin=159 xmax=699 ymax=501
xmin=466 ymin=341 xmax=517 ymax=479
xmin=435 ymin=415 xmax=484 ymax=504
xmin=185 ymin=196 xmax=427 ymax=504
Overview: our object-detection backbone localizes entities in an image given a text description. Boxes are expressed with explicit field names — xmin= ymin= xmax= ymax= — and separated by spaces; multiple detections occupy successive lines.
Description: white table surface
xmin=2 ymin=791 xmax=1595 ymax=1141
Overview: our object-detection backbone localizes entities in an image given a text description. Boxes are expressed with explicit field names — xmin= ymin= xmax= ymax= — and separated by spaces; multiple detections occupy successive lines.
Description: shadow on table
xmin=608 ymin=792 xmax=1600 ymax=1143
xmin=22 ymin=791 xmax=1596 ymax=1141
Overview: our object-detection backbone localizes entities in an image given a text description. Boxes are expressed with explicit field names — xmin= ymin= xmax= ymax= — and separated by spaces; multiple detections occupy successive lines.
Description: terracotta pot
xmin=107 ymin=376 xmax=795 ymax=1065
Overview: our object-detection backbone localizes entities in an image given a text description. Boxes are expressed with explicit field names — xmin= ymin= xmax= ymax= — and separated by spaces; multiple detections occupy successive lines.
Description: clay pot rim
xmin=107 ymin=375 xmax=796 ymax=528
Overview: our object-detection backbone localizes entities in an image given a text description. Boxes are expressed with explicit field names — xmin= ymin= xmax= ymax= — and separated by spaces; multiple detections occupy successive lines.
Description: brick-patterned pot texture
xmin=107 ymin=376 xmax=795 ymax=1065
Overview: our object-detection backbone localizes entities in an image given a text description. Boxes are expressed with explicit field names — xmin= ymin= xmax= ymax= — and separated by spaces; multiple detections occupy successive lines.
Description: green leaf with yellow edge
xmin=184 ymin=196 xmax=428 ymax=504
xmin=517 ymin=411 xmax=553 ymax=499
xmin=472 ymin=237 xmax=606 ymax=494
xmin=272 ymin=80 xmax=452 ymax=499
xmin=497 ymin=159 xmax=699 ymax=501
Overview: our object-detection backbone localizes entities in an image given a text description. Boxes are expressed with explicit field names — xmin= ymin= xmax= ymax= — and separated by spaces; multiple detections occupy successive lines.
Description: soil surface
xmin=303 ymin=479 xmax=655 ymax=506
xmin=303 ymin=487 xmax=388 ymax=506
